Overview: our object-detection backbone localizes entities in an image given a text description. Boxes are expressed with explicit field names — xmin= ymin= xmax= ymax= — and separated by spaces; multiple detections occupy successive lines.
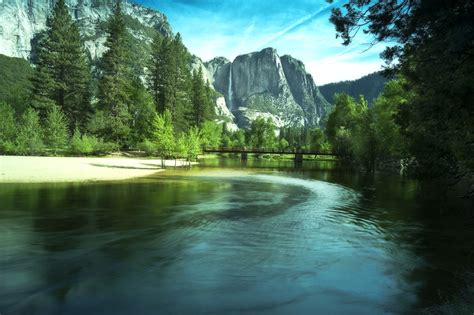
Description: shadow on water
xmin=0 ymin=157 xmax=473 ymax=314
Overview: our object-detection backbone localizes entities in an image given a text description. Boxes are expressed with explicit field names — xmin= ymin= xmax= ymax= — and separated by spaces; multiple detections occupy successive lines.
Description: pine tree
xmin=30 ymin=0 xmax=91 ymax=129
xmin=148 ymin=33 xmax=164 ymax=111
xmin=191 ymin=68 xmax=207 ymax=126
xmin=129 ymin=80 xmax=157 ymax=146
xmin=190 ymin=68 xmax=215 ymax=127
xmin=97 ymin=0 xmax=133 ymax=145
xmin=172 ymin=33 xmax=192 ymax=132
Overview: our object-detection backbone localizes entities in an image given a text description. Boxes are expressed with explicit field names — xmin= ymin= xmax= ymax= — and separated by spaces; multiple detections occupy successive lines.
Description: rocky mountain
xmin=195 ymin=48 xmax=330 ymax=128
xmin=1 ymin=0 xmax=330 ymax=129
xmin=319 ymin=71 xmax=388 ymax=105
xmin=0 ymin=0 xmax=171 ymax=60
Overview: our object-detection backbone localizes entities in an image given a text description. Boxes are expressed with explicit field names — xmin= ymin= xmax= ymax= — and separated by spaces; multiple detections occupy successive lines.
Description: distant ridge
xmin=319 ymin=72 xmax=388 ymax=104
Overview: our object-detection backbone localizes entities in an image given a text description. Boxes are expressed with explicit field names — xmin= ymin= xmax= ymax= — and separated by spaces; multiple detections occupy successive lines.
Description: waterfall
xmin=228 ymin=64 xmax=233 ymax=110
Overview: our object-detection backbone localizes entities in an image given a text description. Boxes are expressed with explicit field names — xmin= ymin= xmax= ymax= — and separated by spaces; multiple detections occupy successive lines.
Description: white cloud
xmin=307 ymin=59 xmax=384 ymax=85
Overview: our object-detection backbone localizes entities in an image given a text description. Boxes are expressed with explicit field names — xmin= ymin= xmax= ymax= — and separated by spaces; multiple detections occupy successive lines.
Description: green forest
xmin=0 ymin=0 xmax=472 ymax=190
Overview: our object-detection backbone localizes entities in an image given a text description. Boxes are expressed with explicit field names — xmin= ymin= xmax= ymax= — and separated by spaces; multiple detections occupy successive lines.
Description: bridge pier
xmin=241 ymin=152 xmax=248 ymax=161
xmin=294 ymin=152 xmax=303 ymax=165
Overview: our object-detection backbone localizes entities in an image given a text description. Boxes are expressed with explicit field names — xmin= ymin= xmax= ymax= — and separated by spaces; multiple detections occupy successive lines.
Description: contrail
xmin=257 ymin=0 xmax=342 ymax=49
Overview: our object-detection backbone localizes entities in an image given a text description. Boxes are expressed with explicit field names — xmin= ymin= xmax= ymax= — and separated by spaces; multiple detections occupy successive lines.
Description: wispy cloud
xmin=256 ymin=0 xmax=341 ymax=49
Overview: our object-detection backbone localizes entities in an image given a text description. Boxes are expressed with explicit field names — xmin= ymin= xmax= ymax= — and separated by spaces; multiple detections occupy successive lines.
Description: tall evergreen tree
xmin=191 ymin=68 xmax=211 ymax=126
xmin=171 ymin=33 xmax=192 ymax=132
xmin=97 ymin=0 xmax=133 ymax=144
xmin=148 ymin=33 xmax=192 ymax=132
xmin=30 ymin=0 xmax=91 ymax=129
xmin=148 ymin=33 xmax=164 ymax=111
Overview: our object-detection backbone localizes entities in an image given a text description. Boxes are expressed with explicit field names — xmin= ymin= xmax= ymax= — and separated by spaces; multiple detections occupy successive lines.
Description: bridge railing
xmin=202 ymin=147 xmax=344 ymax=156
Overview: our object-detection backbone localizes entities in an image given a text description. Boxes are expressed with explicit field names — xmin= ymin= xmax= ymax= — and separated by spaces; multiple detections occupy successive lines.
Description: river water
xmin=1 ymin=159 xmax=473 ymax=314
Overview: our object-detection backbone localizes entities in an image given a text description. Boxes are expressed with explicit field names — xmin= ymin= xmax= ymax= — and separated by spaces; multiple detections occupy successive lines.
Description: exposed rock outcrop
xmin=202 ymin=48 xmax=330 ymax=128
xmin=1 ymin=0 xmax=330 ymax=130
xmin=0 ymin=0 xmax=171 ymax=60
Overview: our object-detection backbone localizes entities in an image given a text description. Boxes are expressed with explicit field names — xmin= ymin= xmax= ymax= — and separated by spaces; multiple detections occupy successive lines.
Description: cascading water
xmin=227 ymin=64 xmax=233 ymax=110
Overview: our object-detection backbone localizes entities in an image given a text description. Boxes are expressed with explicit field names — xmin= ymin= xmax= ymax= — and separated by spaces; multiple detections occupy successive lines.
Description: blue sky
xmin=135 ymin=0 xmax=387 ymax=85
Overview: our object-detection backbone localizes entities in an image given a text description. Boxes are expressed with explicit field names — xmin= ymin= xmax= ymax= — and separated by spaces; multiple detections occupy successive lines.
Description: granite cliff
xmin=0 ymin=0 xmax=171 ymax=60
xmin=199 ymin=48 xmax=330 ymax=128
xmin=1 ymin=0 xmax=330 ymax=129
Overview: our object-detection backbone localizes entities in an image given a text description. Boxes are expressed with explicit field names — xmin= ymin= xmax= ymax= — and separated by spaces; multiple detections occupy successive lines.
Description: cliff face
xmin=0 ymin=0 xmax=171 ymax=60
xmin=203 ymin=48 xmax=330 ymax=128
xmin=1 ymin=0 xmax=329 ymax=129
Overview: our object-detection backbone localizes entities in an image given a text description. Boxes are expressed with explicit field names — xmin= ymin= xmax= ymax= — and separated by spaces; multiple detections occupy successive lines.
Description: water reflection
xmin=0 ymin=160 xmax=473 ymax=314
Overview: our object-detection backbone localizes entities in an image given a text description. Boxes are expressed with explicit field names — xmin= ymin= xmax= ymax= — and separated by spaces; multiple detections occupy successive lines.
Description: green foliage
xmin=278 ymin=138 xmax=289 ymax=150
xmin=174 ymin=133 xmax=188 ymax=159
xmin=129 ymin=81 xmax=158 ymax=146
xmin=70 ymin=127 xmax=117 ymax=155
xmin=30 ymin=0 xmax=91 ymax=129
xmin=329 ymin=0 xmax=474 ymax=180
xmin=147 ymin=33 xmax=193 ymax=132
xmin=191 ymin=67 xmax=215 ymax=126
xmin=325 ymin=93 xmax=357 ymax=143
xmin=70 ymin=127 xmax=95 ymax=155
xmin=309 ymin=128 xmax=324 ymax=151
xmin=0 ymin=102 xmax=17 ymax=154
xmin=231 ymin=129 xmax=246 ymax=148
xmin=0 ymin=54 xmax=32 ymax=113
xmin=97 ymin=1 xmax=134 ymax=144
xmin=372 ymin=79 xmax=409 ymax=158
xmin=332 ymin=126 xmax=352 ymax=156
xmin=351 ymin=97 xmax=378 ymax=171
xmin=137 ymin=139 xmax=158 ymax=155
xmin=0 ymin=102 xmax=16 ymax=143
xmin=152 ymin=109 xmax=175 ymax=158
xmin=319 ymin=72 xmax=387 ymax=105
xmin=15 ymin=108 xmax=44 ymax=155
xmin=324 ymin=85 xmax=408 ymax=171
xmin=247 ymin=117 xmax=277 ymax=148
xmin=44 ymin=105 xmax=69 ymax=154
xmin=199 ymin=121 xmax=222 ymax=148
xmin=186 ymin=127 xmax=201 ymax=160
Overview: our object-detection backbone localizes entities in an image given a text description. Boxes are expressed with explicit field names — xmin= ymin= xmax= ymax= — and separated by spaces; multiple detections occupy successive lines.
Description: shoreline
xmin=0 ymin=155 xmax=194 ymax=183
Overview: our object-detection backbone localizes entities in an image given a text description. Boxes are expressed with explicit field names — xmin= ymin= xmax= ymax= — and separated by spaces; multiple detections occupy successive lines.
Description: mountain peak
xmin=0 ymin=0 xmax=171 ymax=59
xmin=200 ymin=47 xmax=329 ymax=128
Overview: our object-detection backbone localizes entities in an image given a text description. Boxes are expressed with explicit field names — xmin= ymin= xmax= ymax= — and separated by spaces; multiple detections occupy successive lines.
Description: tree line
xmin=0 ymin=0 xmax=217 ymax=160
xmin=0 ymin=0 xmax=334 ymax=160
xmin=327 ymin=0 xmax=473 ymax=183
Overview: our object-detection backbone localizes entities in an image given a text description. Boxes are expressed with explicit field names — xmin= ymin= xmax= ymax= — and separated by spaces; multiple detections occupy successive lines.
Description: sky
xmin=135 ymin=0 xmax=388 ymax=85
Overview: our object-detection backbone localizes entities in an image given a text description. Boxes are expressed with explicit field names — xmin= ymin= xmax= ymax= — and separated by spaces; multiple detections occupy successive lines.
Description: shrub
xmin=137 ymin=139 xmax=157 ymax=155
xmin=15 ymin=108 xmax=44 ymax=155
xmin=70 ymin=128 xmax=96 ymax=155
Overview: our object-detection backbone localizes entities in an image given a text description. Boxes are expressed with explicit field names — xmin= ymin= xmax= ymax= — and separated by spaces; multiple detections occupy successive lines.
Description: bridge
xmin=202 ymin=147 xmax=345 ymax=162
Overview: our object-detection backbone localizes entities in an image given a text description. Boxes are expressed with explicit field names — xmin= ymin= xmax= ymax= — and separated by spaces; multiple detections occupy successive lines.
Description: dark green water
xmin=1 ymin=159 xmax=473 ymax=314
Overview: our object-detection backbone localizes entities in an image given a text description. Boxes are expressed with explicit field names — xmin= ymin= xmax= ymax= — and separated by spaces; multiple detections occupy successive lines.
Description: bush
xmin=70 ymin=130 xmax=96 ymax=155
xmin=0 ymin=140 xmax=16 ymax=154
xmin=93 ymin=140 xmax=119 ymax=155
xmin=137 ymin=139 xmax=157 ymax=155
xmin=15 ymin=108 xmax=44 ymax=155
xmin=70 ymin=127 xmax=118 ymax=156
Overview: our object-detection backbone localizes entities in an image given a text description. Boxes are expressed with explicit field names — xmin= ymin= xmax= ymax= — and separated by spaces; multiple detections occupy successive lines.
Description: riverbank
xmin=0 ymin=155 xmax=192 ymax=183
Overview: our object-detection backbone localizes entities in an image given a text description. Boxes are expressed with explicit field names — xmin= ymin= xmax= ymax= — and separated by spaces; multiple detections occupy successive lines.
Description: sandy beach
xmin=0 ymin=155 xmax=193 ymax=183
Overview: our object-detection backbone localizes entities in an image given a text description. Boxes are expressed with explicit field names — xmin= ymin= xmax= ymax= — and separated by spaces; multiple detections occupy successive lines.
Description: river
xmin=1 ymin=159 xmax=473 ymax=314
